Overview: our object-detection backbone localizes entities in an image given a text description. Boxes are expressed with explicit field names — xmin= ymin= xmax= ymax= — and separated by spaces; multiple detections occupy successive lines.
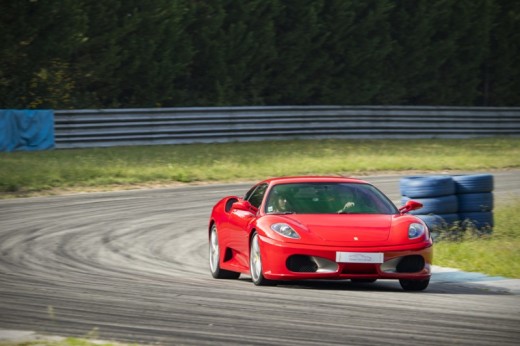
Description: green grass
xmin=0 ymin=327 xmax=141 ymax=346
xmin=0 ymin=337 xmax=138 ymax=346
xmin=1 ymin=137 xmax=519 ymax=197
xmin=434 ymin=200 xmax=520 ymax=278
xmin=0 ymin=328 xmax=138 ymax=346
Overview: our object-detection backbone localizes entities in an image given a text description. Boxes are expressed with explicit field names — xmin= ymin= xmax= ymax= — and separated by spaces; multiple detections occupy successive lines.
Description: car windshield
xmin=265 ymin=182 xmax=397 ymax=215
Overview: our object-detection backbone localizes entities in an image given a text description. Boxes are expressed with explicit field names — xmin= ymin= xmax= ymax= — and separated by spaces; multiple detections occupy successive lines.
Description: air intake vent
xmin=396 ymin=255 xmax=425 ymax=273
xmin=286 ymin=255 xmax=318 ymax=272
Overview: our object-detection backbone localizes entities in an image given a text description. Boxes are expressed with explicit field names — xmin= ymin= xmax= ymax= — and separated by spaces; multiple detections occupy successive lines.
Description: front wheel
xmin=399 ymin=278 xmax=430 ymax=291
xmin=249 ymin=233 xmax=275 ymax=286
xmin=209 ymin=225 xmax=240 ymax=279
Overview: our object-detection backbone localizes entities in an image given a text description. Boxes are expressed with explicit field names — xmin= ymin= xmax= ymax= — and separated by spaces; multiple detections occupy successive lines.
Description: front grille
xmin=341 ymin=264 xmax=378 ymax=275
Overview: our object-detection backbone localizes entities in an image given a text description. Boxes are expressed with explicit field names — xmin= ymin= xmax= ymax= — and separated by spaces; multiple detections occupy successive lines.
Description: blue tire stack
xmin=400 ymin=176 xmax=459 ymax=238
xmin=400 ymin=174 xmax=494 ymax=238
xmin=453 ymin=174 xmax=494 ymax=232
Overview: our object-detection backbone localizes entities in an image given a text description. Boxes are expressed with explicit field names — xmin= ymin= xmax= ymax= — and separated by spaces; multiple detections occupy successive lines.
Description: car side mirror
xmin=232 ymin=200 xmax=257 ymax=213
xmin=398 ymin=200 xmax=423 ymax=215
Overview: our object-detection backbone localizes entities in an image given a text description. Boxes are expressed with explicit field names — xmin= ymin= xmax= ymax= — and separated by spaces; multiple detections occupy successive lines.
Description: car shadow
xmin=237 ymin=277 xmax=514 ymax=295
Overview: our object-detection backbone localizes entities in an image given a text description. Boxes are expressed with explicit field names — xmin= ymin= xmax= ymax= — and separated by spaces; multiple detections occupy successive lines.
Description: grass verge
xmin=0 ymin=337 xmax=138 ymax=346
xmin=1 ymin=137 xmax=519 ymax=198
xmin=434 ymin=200 xmax=520 ymax=278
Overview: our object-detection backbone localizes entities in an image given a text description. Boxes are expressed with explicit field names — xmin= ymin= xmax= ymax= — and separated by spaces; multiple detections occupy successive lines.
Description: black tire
xmin=416 ymin=214 xmax=445 ymax=229
xmin=400 ymin=176 xmax=455 ymax=198
xmin=416 ymin=214 xmax=445 ymax=240
xmin=401 ymin=195 xmax=458 ymax=215
xmin=417 ymin=213 xmax=459 ymax=240
xmin=399 ymin=278 xmax=430 ymax=291
xmin=438 ymin=213 xmax=460 ymax=226
xmin=209 ymin=225 xmax=240 ymax=279
xmin=459 ymin=211 xmax=494 ymax=229
xmin=457 ymin=192 xmax=493 ymax=212
xmin=249 ymin=232 xmax=275 ymax=286
xmin=417 ymin=213 xmax=458 ymax=228
xmin=453 ymin=174 xmax=494 ymax=194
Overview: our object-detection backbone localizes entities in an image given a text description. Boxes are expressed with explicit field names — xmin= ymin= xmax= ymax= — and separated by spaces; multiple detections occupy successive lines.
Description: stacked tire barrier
xmin=453 ymin=174 xmax=494 ymax=231
xmin=400 ymin=174 xmax=494 ymax=239
xmin=400 ymin=176 xmax=459 ymax=238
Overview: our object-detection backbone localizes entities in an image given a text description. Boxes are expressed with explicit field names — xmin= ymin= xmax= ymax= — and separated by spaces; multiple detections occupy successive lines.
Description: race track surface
xmin=1 ymin=172 xmax=519 ymax=345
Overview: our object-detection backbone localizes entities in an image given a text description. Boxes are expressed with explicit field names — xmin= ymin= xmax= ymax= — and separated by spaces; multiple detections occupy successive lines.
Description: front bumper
xmin=258 ymin=235 xmax=432 ymax=281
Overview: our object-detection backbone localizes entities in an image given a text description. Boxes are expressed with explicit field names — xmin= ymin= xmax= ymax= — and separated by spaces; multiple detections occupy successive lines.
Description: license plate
xmin=336 ymin=252 xmax=384 ymax=263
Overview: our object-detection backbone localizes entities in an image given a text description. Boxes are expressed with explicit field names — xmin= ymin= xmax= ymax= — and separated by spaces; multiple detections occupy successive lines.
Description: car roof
xmin=261 ymin=176 xmax=370 ymax=185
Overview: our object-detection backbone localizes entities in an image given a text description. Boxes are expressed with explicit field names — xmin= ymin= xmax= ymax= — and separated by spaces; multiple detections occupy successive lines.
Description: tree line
xmin=1 ymin=0 xmax=519 ymax=109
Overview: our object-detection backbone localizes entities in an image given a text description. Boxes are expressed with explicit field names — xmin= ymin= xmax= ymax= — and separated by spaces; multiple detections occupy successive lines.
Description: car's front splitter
xmin=258 ymin=234 xmax=432 ymax=281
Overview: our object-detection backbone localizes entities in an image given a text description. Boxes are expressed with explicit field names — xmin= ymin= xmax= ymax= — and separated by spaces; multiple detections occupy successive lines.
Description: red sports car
xmin=208 ymin=176 xmax=433 ymax=291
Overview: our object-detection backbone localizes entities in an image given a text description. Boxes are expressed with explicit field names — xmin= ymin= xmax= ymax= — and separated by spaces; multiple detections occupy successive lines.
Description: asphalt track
xmin=0 ymin=172 xmax=519 ymax=345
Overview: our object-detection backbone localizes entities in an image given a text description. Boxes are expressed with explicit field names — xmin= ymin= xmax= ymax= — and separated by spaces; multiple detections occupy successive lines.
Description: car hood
xmin=284 ymin=214 xmax=392 ymax=243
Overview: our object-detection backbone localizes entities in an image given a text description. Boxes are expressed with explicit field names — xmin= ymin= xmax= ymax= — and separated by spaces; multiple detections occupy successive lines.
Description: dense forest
xmin=1 ymin=0 xmax=519 ymax=109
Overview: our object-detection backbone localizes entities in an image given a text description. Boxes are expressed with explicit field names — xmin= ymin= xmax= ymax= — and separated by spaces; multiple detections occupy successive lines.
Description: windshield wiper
xmin=268 ymin=211 xmax=296 ymax=215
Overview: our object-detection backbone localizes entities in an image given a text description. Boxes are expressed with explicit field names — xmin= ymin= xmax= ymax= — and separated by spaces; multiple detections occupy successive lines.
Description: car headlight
xmin=408 ymin=223 xmax=426 ymax=239
xmin=271 ymin=223 xmax=300 ymax=239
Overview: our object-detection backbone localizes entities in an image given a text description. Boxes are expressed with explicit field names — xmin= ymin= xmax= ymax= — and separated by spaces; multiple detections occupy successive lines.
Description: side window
xmin=244 ymin=185 xmax=258 ymax=201
xmin=246 ymin=183 xmax=268 ymax=209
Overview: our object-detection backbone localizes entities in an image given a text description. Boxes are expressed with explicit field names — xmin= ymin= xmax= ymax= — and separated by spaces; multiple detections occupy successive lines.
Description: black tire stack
xmin=400 ymin=174 xmax=494 ymax=239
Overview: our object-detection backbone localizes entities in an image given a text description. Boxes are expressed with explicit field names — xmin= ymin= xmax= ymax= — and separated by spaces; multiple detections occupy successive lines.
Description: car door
xmin=227 ymin=183 xmax=268 ymax=269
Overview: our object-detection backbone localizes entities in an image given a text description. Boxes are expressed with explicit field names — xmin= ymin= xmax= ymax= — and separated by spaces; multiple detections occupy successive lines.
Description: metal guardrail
xmin=54 ymin=106 xmax=520 ymax=148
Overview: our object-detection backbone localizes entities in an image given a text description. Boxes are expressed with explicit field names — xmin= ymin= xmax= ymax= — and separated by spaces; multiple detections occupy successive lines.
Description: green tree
xmin=69 ymin=0 xmax=129 ymax=107
xmin=179 ymin=0 xmax=280 ymax=106
xmin=385 ymin=0 xmax=442 ymax=105
xmin=265 ymin=0 xmax=331 ymax=105
xmin=111 ymin=1 xmax=194 ymax=107
xmin=0 ymin=0 xmax=86 ymax=108
xmin=386 ymin=0 xmax=494 ymax=106
xmin=1 ymin=0 xmax=519 ymax=108
xmin=428 ymin=0 xmax=493 ymax=105
xmin=215 ymin=0 xmax=280 ymax=105
xmin=483 ymin=0 xmax=520 ymax=106
xmin=179 ymin=0 xmax=226 ymax=105
xmin=328 ymin=0 xmax=395 ymax=105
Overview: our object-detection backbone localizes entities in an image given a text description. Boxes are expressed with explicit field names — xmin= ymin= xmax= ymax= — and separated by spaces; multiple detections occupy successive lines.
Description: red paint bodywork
xmin=209 ymin=176 xmax=433 ymax=282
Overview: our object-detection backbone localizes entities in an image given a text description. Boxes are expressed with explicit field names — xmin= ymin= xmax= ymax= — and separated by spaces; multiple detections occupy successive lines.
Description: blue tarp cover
xmin=0 ymin=110 xmax=55 ymax=152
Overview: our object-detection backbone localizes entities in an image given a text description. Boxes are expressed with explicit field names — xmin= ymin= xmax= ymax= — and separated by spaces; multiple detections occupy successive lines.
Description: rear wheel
xmin=250 ymin=233 xmax=275 ymax=286
xmin=399 ymin=278 xmax=430 ymax=291
xmin=209 ymin=225 xmax=240 ymax=279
